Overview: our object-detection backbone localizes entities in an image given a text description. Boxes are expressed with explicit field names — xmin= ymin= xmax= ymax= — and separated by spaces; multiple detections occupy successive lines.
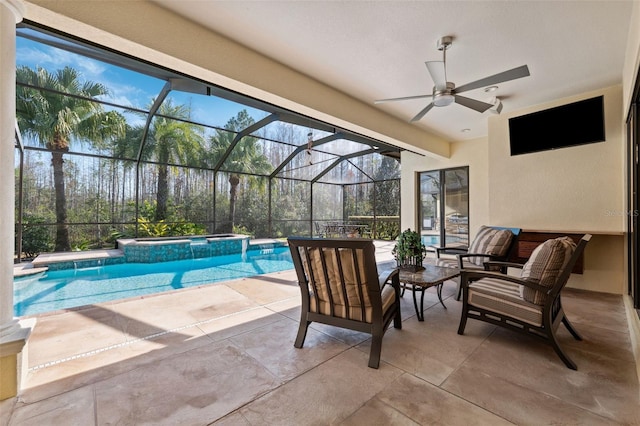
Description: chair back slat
xmin=301 ymin=246 xmax=321 ymax=312
xmin=334 ymin=248 xmax=351 ymax=320
xmin=350 ymin=247 xmax=367 ymax=322
xmin=318 ymin=247 xmax=336 ymax=317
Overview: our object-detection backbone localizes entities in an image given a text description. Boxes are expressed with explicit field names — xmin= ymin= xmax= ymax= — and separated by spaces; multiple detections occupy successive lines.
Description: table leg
xmin=436 ymin=283 xmax=447 ymax=309
xmin=411 ymin=285 xmax=425 ymax=321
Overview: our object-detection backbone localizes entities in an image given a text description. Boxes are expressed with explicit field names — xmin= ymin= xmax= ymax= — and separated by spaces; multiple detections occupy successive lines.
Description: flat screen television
xmin=508 ymin=96 xmax=605 ymax=156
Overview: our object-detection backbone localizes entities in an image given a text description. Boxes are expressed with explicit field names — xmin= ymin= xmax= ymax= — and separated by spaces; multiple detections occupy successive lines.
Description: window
xmin=418 ymin=167 xmax=469 ymax=247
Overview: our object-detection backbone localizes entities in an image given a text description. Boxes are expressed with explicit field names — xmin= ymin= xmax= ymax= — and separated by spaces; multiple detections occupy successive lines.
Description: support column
xmin=0 ymin=0 xmax=32 ymax=401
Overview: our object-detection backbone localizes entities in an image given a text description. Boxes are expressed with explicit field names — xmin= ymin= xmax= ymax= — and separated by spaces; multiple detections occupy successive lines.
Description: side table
xmin=397 ymin=264 xmax=460 ymax=321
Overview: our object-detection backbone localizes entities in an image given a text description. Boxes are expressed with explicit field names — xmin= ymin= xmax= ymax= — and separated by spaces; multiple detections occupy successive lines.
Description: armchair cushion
xmin=310 ymin=285 xmax=396 ymax=323
xmin=468 ymin=277 xmax=543 ymax=326
xmin=303 ymin=247 xmax=372 ymax=308
xmin=520 ymin=237 xmax=576 ymax=305
xmin=467 ymin=226 xmax=515 ymax=266
xmin=302 ymin=246 xmax=396 ymax=323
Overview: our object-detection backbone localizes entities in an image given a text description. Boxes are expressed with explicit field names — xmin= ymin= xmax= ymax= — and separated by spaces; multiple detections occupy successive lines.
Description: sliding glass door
xmin=418 ymin=167 xmax=469 ymax=248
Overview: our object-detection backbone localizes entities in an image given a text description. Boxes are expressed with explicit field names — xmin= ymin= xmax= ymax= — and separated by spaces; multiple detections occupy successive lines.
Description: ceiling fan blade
xmin=410 ymin=102 xmax=435 ymax=122
xmin=454 ymin=95 xmax=494 ymax=113
xmin=374 ymin=94 xmax=432 ymax=104
xmin=426 ymin=61 xmax=447 ymax=90
xmin=455 ymin=65 xmax=530 ymax=94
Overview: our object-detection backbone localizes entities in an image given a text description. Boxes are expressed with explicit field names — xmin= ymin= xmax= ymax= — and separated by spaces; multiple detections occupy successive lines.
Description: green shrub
xmin=21 ymin=214 xmax=52 ymax=258
xmin=233 ymin=225 xmax=254 ymax=237
xmin=376 ymin=221 xmax=400 ymax=240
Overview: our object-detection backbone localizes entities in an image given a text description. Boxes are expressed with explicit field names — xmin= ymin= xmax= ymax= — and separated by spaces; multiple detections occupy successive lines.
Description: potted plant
xmin=393 ymin=228 xmax=427 ymax=272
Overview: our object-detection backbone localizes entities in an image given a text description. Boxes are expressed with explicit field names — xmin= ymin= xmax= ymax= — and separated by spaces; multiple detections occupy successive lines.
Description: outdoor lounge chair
xmin=457 ymin=234 xmax=591 ymax=370
xmin=434 ymin=226 xmax=521 ymax=300
xmin=287 ymin=237 xmax=402 ymax=368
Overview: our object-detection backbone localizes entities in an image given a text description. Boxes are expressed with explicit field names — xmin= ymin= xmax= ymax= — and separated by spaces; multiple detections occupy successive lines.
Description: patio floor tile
xmin=4 ymin=266 xmax=638 ymax=425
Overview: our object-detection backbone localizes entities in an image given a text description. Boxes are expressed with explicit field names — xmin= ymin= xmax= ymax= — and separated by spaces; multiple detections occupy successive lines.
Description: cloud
xmin=17 ymin=42 xmax=158 ymax=111
xmin=17 ymin=45 xmax=106 ymax=79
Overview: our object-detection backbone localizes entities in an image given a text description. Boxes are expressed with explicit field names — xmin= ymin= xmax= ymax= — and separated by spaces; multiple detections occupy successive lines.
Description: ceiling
xmin=153 ymin=0 xmax=633 ymax=142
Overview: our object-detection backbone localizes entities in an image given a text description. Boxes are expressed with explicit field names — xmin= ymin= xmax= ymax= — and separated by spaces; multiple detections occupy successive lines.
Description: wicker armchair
xmin=287 ymin=237 xmax=402 ymax=368
xmin=457 ymin=234 xmax=591 ymax=370
xmin=434 ymin=226 xmax=521 ymax=299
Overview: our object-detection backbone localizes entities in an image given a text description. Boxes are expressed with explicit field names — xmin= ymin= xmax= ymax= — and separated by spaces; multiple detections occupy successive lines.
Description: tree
xmin=16 ymin=66 xmax=126 ymax=251
xmin=208 ymin=110 xmax=272 ymax=231
xmin=374 ymin=156 xmax=401 ymax=216
xmin=140 ymin=100 xmax=205 ymax=221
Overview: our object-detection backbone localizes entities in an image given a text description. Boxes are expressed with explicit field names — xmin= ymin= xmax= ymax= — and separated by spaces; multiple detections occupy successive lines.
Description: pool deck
xmin=3 ymin=238 xmax=638 ymax=425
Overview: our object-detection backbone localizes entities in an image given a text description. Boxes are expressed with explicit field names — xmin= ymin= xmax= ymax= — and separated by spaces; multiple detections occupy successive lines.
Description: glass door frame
xmin=417 ymin=166 xmax=469 ymax=248
xmin=627 ymin=92 xmax=639 ymax=311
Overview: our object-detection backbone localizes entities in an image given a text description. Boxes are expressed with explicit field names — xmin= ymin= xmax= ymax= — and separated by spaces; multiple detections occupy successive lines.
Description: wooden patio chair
xmin=434 ymin=226 xmax=521 ymax=300
xmin=287 ymin=237 xmax=402 ymax=368
xmin=457 ymin=234 xmax=591 ymax=370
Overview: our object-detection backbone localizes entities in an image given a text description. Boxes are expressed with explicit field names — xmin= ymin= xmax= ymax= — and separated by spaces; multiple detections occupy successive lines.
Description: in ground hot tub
xmin=116 ymin=234 xmax=250 ymax=263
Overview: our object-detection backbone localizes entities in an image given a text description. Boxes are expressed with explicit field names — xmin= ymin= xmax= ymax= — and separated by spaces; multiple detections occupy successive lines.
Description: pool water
xmin=421 ymin=235 xmax=440 ymax=245
xmin=14 ymin=247 xmax=293 ymax=317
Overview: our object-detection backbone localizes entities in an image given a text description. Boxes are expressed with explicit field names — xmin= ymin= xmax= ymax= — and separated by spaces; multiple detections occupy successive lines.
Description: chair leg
xmin=393 ymin=305 xmax=402 ymax=329
xmin=294 ymin=320 xmax=310 ymax=348
xmin=562 ymin=315 xmax=583 ymax=341
xmin=457 ymin=308 xmax=468 ymax=335
xmin=457 ymin=287 xmax=468 ymax=335
xmin=455 ymin=276 xmax=462 ymax=301
xmin=368 ymin=333 xmax=382 ymax=369
xmin=548 ymin=328 xmax=577 ymax=370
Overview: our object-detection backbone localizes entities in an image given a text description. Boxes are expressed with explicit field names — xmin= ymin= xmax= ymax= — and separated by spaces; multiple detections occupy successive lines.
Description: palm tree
xmin=142 ymin=100 xmax=205 ymax=221
xmin=16 ymin=66 xmax=126 ymax=251
xmin=208 ymin=110 xmax=272 ymax=230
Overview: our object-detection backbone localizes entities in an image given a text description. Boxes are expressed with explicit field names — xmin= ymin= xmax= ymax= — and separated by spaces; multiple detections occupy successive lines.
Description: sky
xmin=15 ymin=30 xmax=267 ymax=130
xmin=13 ymin=28 xmax=398 ymax=181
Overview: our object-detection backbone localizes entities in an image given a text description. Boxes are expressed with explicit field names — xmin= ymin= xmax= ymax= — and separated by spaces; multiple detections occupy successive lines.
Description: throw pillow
xmin=520 ymin=237 xmax=576 ymax=305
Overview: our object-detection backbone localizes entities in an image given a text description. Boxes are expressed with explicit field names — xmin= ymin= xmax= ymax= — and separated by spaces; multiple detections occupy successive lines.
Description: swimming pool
xmin=14 ymin=247 xmax=293 ymax=317
xmin=421 ymin=235 xmax=440 ymax=245
xmin=421 ymin=235 xmax=468 ymax=246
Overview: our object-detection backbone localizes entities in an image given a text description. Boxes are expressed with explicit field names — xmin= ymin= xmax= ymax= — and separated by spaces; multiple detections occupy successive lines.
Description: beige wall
xmin=402 ymin=85 xmax=626 ymax=294
xmin=488 ymin=85 xmax=626 ymax=294
xmin=488 ymin=85 xmax=625 ymax=234
xmin=623 ymin=0 xmax=640 ymax=111
xmin=489 ymin=85 xmax=626 ymax=294
xmin=401 ymin=136 xmax=489 ymax=236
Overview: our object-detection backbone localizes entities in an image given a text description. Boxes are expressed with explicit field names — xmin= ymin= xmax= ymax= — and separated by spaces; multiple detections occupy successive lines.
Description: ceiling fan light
xmin=433 ymin=94 xmax=454 ymax=107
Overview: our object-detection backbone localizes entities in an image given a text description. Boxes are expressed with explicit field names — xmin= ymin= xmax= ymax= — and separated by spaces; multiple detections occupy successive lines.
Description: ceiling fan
xmin=375 ymin=36 xmax=530 ymax=122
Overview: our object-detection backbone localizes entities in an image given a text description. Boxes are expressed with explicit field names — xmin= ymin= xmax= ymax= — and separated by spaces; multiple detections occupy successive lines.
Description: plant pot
xmin=399 ymin=264 xmax=425 ymax=272
xmin=396 ymin=256 xmax=425 ymax=272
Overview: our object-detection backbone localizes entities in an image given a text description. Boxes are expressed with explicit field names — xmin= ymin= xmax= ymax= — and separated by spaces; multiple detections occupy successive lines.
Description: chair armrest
xmin=459 ymin=270 xmax=550 ymax=294
xmin=457 ymin=253 xmax=497 ymax=269
xmin=483 ymin=260 xmax=525 ymax=271
xmin=433 ymin=246 xmax=468 ymax=258
xmin=458 ymin=253 xmax=497 ymax=261
xmin=379 ymin=268 xmax=400 ymax=289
